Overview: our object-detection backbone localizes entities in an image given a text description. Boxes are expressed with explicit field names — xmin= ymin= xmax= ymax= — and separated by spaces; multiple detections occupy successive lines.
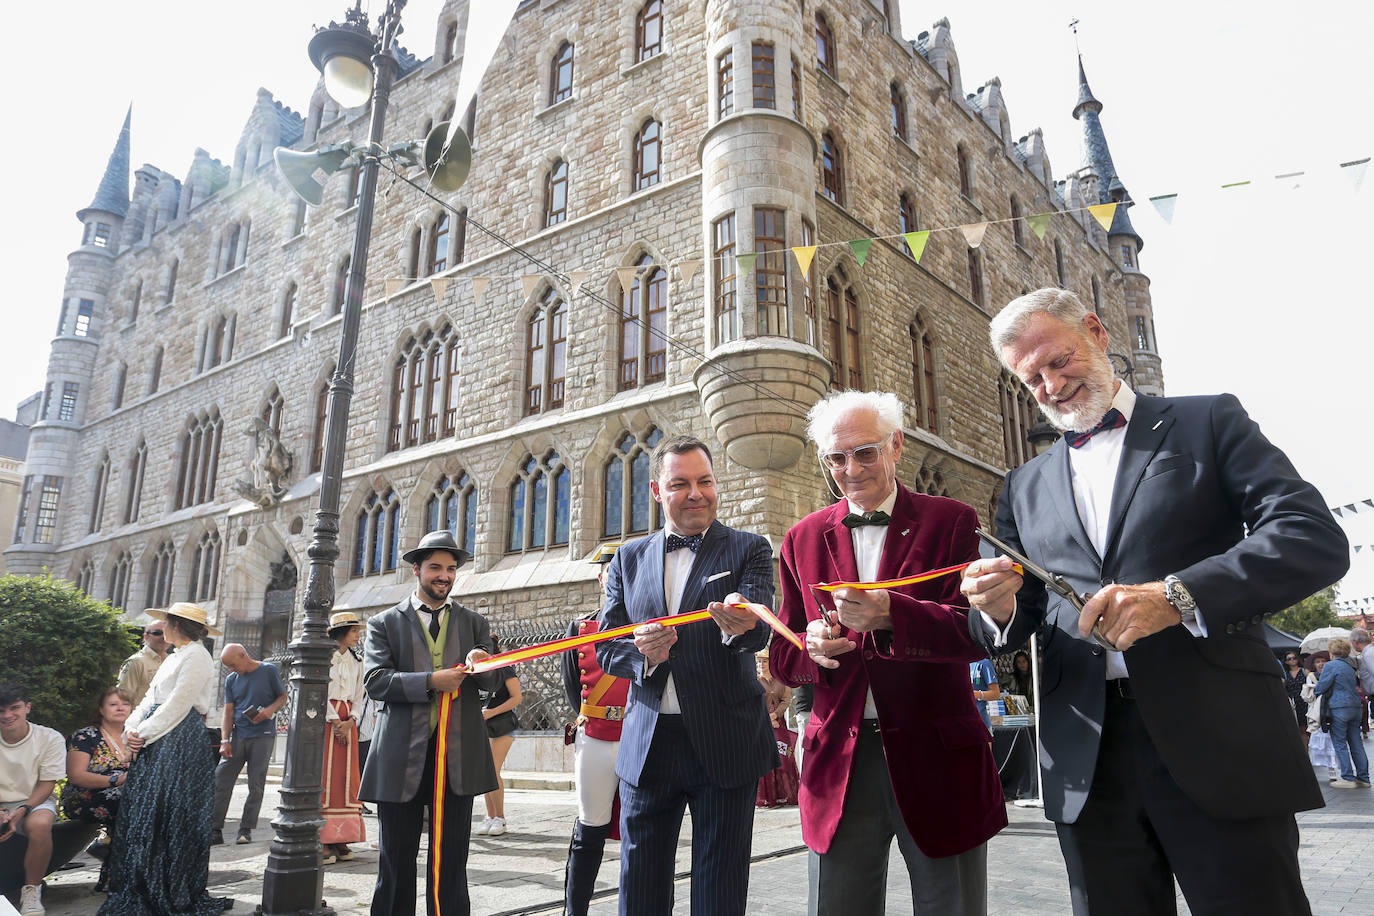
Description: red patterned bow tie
xmin=1066 ymin=408 xmax=1127 ymax=448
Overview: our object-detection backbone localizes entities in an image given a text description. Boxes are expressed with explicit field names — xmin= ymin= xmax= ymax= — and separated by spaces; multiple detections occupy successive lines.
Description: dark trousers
xmin=808 ymin=724 xmax=986 ymax=915
xmin=1056 ymin=691 xmax=1311 ymax=916
xmin=211 ymin=733 xmax=272 ymax=831
xmin=617 ymin=715 xmax=756 ymax=916
xmin=372 ymin=737 xmax=475 ymax=916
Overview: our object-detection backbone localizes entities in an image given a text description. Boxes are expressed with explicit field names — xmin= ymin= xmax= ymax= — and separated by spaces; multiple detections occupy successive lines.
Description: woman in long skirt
xmin=100 ymin=602 xmax=232 ymax=916
xmin=321 ymin=611 xmax=366 ymax=864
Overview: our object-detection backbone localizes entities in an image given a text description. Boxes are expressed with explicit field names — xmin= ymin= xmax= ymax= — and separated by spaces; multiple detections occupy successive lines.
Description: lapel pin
xmin=1151 ymin=420 xmax=1163 ymax=431
xmin=901 ymin=529 xmax=910 ymax=536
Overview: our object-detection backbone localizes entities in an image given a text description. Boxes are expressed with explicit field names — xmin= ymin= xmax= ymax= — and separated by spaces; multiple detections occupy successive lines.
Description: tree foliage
xmin=1270 ymin=586 xmax=1344 ymax=639
xmin=0 ymin=574 xmax=139 ymax=737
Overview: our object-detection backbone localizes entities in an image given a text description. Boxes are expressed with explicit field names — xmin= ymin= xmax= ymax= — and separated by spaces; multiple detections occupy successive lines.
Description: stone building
xmin=7 ymin=0 xmax=1162 ymax=672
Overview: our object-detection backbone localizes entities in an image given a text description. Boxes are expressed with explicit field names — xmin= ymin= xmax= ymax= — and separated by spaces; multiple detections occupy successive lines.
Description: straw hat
xmin=329 ymin=611 xmax=365 ymax=630
xmin=147 ymin=602 xmax=223 ymax=637
xmin=590 ymin=542 xmax=623 ymax=565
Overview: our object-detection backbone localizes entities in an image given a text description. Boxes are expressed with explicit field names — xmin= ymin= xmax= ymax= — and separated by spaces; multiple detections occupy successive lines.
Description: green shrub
xmin=0 ymin=574 xmax=140 ymax=738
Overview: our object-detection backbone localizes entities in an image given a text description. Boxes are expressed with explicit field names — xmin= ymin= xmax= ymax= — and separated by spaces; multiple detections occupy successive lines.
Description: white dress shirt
xmin=412 ymin=593 xmax=451 ymax=643
xmin=847 ymin=488 xmax=898 ymax=720
xmin=124 ymin=640 xmax=214 ymax=745
xmin=327 ymin=647 xmax=366 ymax=720
xmin=654 ymin=527 xmax=697 ymax=715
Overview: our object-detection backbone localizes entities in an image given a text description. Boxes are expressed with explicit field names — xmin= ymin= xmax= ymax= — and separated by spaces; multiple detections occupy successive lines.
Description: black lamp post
xmin=1107 ymin=351 xmax=1137 ymax=391
xmin=258 ymin=3 xmax=406 ymax=913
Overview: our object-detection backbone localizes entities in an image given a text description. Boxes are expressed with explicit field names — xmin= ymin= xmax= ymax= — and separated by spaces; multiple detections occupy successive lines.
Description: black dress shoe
xmin=211 ymin=829 xmax=225 ymax=846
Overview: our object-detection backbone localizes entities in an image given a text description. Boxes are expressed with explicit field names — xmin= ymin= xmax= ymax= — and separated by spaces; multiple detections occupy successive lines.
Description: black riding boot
xmin=564 ymin=819 xmax=612 ymax=916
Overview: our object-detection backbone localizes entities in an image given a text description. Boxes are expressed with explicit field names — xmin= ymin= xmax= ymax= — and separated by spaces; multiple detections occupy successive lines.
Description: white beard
xmin=1040 ymin=353 xmax=1117 ymax=432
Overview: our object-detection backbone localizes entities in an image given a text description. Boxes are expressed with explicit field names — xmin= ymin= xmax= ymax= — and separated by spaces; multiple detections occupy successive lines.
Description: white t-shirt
xmin=0 ymin=722 xmax=66 ymax=805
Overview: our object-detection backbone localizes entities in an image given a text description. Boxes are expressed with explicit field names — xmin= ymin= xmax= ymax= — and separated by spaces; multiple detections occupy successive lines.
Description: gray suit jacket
xmin=359 ymin=595 xmax=501 ymax=802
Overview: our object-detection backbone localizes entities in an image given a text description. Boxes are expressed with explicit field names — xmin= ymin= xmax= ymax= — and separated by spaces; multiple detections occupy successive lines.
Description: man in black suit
xmin=961 ymin=288 xmax=1348 ymax=915
xmin=597 ymin=434 xmax=777 ymax=915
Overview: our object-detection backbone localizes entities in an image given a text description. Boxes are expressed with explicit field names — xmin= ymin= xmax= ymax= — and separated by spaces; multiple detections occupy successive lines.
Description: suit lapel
xmin=442 ymin=606 xmax=464 ymax=669
xmin=678 ymin=521 xmax=723 ymax=613
xmin=640 ymin=531 xmax=668 ymax=618
xmin=822 ymin=502 xmax=861 ymax=584
xmin=1039 ymin=442 xmax=1100 ymax=564
xmin=1103 ymin=396 xmax=1173 ymax=562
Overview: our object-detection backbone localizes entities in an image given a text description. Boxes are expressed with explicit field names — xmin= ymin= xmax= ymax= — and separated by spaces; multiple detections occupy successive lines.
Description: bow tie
xmin=842 ymin=510 xmax=891 ymax=529
xmin=665 ymin=532 xmax=703 ymax=553
xmin=1066 ymin=408 xmax=1127 ymax=448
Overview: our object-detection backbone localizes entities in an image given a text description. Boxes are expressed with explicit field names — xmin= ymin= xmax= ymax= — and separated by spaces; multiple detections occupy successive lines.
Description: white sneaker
xmin=1332 ymin=778 xmax=1358 ymax=788
xmin=487 ymin=816 xmax=506 ymax=836
xmin=19 ymin=884 xmax=44 ymax=916
xmin=474 ymin=817 xmax=494 ymax=836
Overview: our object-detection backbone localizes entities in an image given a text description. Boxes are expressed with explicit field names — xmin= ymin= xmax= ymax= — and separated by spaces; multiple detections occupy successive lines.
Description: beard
xmin=1039 ymin=349 xmax=1117 ymax=432
xmin=419 ymin=577 xmax=453 ymax=605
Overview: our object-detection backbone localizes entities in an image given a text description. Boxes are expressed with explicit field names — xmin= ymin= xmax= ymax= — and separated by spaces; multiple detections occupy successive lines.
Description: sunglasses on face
xmin=819 ymin=439 xmax=889 ymax=470
xmin=147 ymin=631 xmax=164 ymax=637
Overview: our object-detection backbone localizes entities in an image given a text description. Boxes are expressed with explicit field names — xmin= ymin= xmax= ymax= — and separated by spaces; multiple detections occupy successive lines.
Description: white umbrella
xmin=1299 ymin=626 xmax=1352 ymax=655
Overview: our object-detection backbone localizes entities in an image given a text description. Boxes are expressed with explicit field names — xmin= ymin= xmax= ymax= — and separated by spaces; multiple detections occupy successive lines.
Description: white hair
xmin=806 ymin=390 xmax=904 ymax=449
xmin=988 ymin=287 xmax=1091 ymax=367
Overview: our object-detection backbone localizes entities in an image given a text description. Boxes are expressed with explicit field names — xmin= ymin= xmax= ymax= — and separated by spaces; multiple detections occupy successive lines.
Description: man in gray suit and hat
xmin=360 ymin=530 xmax=502 ymax=916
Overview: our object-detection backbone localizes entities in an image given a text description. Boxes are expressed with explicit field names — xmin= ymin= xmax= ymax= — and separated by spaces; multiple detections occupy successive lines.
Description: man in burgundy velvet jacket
xmin=770 ymin=390 xmax=1005 ymax=916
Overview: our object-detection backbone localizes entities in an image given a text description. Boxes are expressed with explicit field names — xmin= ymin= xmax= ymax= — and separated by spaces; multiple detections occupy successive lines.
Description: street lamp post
xmin=259 ymin=2 xmax=405 ymax=913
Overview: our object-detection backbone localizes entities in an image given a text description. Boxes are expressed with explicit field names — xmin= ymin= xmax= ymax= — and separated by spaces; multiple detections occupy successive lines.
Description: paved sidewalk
xmin=35 ymin=762 xmax=1374 ymax=915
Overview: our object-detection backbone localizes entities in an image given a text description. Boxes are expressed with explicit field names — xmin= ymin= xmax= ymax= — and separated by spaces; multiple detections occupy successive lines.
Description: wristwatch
xmin=108 ymin=773 xmax=120 ymax=788
xmin=1163 ymin=575 xmax=1197 ymax=624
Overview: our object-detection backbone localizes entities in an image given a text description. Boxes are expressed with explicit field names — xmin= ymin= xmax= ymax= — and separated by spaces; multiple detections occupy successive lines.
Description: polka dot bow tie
xmin=1066 ymin=408 xmax=1127 ymax=448
xmin=665 ymin=532 xmax=704 ymax=553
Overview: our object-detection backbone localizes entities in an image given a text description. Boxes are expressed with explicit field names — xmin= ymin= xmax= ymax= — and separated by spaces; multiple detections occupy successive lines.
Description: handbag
xmin=1320 ymin=704 xmax=1334 ymax=734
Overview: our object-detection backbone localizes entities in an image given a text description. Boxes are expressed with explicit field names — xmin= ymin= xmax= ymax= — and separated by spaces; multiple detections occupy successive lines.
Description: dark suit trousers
xmin=1056 ymin=691 xmax=1310 ymax=916
xmin=618 ymin=715 xmax=756 ymax=916
xmin=372 ymin=736 xmax=475 ymax=916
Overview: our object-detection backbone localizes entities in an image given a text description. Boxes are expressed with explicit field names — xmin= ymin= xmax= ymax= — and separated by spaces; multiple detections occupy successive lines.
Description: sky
xmin=4 ymin=1 xmax=1371 ymax=603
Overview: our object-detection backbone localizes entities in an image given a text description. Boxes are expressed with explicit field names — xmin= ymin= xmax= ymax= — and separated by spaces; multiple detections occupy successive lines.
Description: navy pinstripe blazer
xmin=597 ymin=520 xmax=779 ymax=789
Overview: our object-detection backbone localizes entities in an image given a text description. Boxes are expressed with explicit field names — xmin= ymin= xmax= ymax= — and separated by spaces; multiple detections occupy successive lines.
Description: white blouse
xmin=327 ymin=648 xmax=366 ymax=721
xmin=124 ymin=641 xmax=214 ymax=745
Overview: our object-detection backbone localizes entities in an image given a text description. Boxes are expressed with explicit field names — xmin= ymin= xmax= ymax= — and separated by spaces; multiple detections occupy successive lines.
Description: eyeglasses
xmin=1285 ymin=656 xmax=1298 ymax=662
xmin=819 ymin=439 xmax=890 ymax=470
xmin=147 ymin=630 xmax=164 ymax=637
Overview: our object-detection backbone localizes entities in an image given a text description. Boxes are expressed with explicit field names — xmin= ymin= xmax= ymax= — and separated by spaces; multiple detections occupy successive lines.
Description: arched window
xmin=148 ymin=346 xmax=163 ymax=396
xmin=388 ymin=324 xmax=461 ymax=451
xmin=333 ymin=257 xmax=350 ymax=314
xmin=453 ymin=208 xmax=468 ymax=265
xmin=352 ymin=487 xmax=400 ymax=577
xmin=957 ymin=144 xmax=973 ymax=199
xmin=1054 ymin=240 xmax=1067 ymax=287
xmin=290 ymin=200 xmax=307 ymax=237
xmin=550 ymin=42 xmax=574 ymax=105
xmin=635 ymin=0 xmax=663 ymax=62
xmin=112 ymin=363 xmax=127 ymax=410
xmin=427 ymin=213 xmax=450 ymax=274
xmin=524 ymin=289 xmax=567 ymax=415
xmin=716 ymin=50 xmax=734 ymax=119
xmin=999 ymin=370 xmax=1040 ymax=469
xmin=189 ymin=529 xmax=221 ymax=601
xmin=174 ymin=409 xmax=223 ymax=509
xmin=146 ymin=540 xmax=176 ymax=609
xmin=752 ymin=42 xmax=776 ymax=109
xmin=443 ymin=21 xmax=459 ymax=64
xmin=968 ymin=248 xmax=984 ymax=306
xmin=426 ymin=473 xmax=478 ymax=555
xmin=312 ymin=365 xmax=333 ymax=474
xmin=129 ymin=281 xmax=142 ymax=325
xmin=544 ymin=160 xmax=568 ymax=227
xmin=899 ymin=193 xmax=918 ymax=241
xmin=89 ymin=453 xmax=110 ymax=534
xmin=108 ymin=552 xmax=132 ymax=610
xmin=261 ymin=387 xmax=284 ymax=438
xmin=124 ymin=440 xmax=147 ymax=523
xmin=1092 ymin=277 xmax=1103 ymax=312
xmin=407 ymin=227 xmax=422 ymax=279
xmin=1010 ymin=196 xmax=1025 ymax=247
xmin=712 ymin=213 xmax=737 ymax=343
xmin=508 ymin=451 xmax=569 ymax=552
xmin=815 ymin=13 xmax=836 ymax=77
xmin=603 ymin=428 xmax=664 ymax=538
xmin=825 ymin=267 xmax=862 ymax=389
xmin=913 ymin=465 xmax=949 ymax=497
xmin=754 ymin=207 xmax=788 ymax=336
xmin=617 ymin=255 xmax=668 ymax=391
xmin=910 ymin=318 xmax=938 ymax=434
xmin=223 ymin=221 xmax=246 ymax=273
xmin=347 ymin=167 xmax=364 ymax=208
xmin=633 ymin=119 xmax=661 ymax=190
xmin=1135 ymin=316 xmax=1151 ymax=351
xmin=890 ymin=82 xmax=907 ymax=140
xmin=791 ymin=55 xmax=802 ymax=118
xmin=201 ymin=312 xmax=235 ymax=371
xmin=280 ymin=283 xmax=297 ymax=338
xmin=77 ymin=559 xmax=95 ymax=595
xmin=164 ymin=259 xmax=178 ymax=304
xmin=800 ymin=219 xmax=817 ymax=346
xmin=821 ymin=133 xmax=843 ymax=203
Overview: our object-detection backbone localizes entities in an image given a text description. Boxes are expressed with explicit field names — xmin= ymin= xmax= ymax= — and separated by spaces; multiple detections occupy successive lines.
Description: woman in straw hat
xmin=100 ymin=603 xmax=232 ymax=915
xmin=321 ymin=611 xmax=367 ymax=864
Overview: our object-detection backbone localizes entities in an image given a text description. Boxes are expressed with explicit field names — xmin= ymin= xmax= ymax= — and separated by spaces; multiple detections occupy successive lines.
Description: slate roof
xmin=80 ymin=107 xmax=131 ymax=220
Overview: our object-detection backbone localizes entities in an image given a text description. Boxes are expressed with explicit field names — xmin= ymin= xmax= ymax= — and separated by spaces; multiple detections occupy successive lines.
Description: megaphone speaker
xmin=424 ymin=121 xmax=472 ymax=193
xmin=274 ymin=146 xmax=351 ymax=207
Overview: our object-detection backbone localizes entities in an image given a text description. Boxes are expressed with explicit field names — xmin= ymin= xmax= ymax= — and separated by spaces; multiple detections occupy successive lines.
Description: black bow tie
xmin=842 ymin=510 xmax=891 ymax=529
xmin=665 ymin=532 xmax=703 ymax=553
xmin=1066 ymin=408 xmax=1127 ymax=448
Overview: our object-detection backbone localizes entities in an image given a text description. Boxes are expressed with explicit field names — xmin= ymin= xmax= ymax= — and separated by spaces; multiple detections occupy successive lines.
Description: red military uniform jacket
xmin=564 ymin=618 xmax=629 ymax=742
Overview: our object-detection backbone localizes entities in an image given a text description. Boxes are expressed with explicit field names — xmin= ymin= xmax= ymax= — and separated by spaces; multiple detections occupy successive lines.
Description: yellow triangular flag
xmin=568 ymin=270 xmax=591 ymax=292
xmin=792 ymin=246 xmax=817 ymax=277
xmin=677 ymin=259 xmax=702 ymax=285
xmin=1026 ymin=212 xmax=1052 ymax=239
xmin=429 ymin=277 xmax=450 ymax=306
xmin=1088 ymin=203 xmax=1117 ymax=232
xmin=384 ymin=278 xmax=405 ymax=299
xmin=960 ymin=222 xmax=989 ymax=249
xmin=521 ymin=274 xmax=541 ymax=299
xmin=615 ymin=266 xmax=638 ymax=293
xmin=471 ymin=277 xmax=490 ymax=304
xmin=903 ymin=231 xmax=930 ymax=263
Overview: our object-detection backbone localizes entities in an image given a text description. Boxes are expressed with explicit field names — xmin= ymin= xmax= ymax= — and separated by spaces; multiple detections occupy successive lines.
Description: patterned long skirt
xmin=99 ymin=710 xmax=232 ymax=916
xmin=320 ymin=700 xmax=365 ymax=845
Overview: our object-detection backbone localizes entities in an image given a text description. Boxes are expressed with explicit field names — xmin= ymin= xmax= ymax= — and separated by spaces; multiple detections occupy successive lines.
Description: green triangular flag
xmin=1026 ymin=212 xmax=1052 ymax=240
xmin=849 ymin=238 xmax=873 ymax=267
xmin=903 ymin=230 xmax=930 ymax=263
xmin=737 ymin=253 xmax=758 ymax=277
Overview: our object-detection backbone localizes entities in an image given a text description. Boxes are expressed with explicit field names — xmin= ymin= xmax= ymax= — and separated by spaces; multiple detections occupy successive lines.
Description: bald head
xmin=220 ymin=643 xmax=257 ymax=674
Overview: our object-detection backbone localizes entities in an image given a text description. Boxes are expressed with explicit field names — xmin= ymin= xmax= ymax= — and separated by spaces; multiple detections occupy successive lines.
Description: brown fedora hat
xmin=147 ymin=602 xmax=223 ymax=637
xmin=400 ymin=530 xmax=472 ymax=567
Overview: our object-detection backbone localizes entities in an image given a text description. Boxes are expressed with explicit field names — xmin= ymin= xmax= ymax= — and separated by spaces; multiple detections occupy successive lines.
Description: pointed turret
xmin=78 ymin=107 xmax=131 ymax=222
xmin=1071 ymin=56 xmax=1141 ymax=250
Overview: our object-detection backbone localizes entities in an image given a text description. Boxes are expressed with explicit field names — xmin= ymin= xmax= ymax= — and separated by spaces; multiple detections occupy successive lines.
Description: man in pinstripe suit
xmin=597 ymin=434 xmax=778 ymax=915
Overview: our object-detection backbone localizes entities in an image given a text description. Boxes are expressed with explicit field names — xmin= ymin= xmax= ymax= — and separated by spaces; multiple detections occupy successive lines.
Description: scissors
xmin=974 ymin=528 xmax=1118 ymax=651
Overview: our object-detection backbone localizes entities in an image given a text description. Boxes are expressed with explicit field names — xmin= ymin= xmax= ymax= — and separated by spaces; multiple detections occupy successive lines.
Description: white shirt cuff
xmin=980 ymin=603 xmax=1017 ymax=648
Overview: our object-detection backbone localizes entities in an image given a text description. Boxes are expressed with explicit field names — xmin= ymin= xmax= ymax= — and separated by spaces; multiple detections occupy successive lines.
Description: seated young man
xmin=0 ymin=683 xmax=66 ymax=916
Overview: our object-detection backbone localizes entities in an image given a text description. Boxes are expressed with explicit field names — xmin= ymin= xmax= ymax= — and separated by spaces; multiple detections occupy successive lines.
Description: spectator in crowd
xmin=754 ymin=651 xmax=798 ymax=809
xmin=355 ymin=660 xmax=379 ymax=818
xmin=116 ymin=623 xmax=168 ymax=708
xmin=211 ymin=644 xmax=287 ymax=846
xmin=100 ymin=603 xmax=232 ymax=915
xmin=0 ymin=682 xmax=65 ymax=916
xmin=1282 ymin=652 xmax=1309 ymax=743
xmin=970 ymin=657 xmax=1001 ymax=728
xmin=1304 ymin=653 xmax=1340 ymax=781
xmin=999 ymin=650 xmax=1035 ymax=711
xmin=323 ymin=612 xmax=367 ymax=864
xmin=1313 ymin=638 xmax=1370 ymax=788
xmin=1352 ymin=628 xmax=1373 ymax=730
xmin=61 ymin=688 xmax=134 ymax=892
xmin=477 ymin=647 xmax=520 ymax=838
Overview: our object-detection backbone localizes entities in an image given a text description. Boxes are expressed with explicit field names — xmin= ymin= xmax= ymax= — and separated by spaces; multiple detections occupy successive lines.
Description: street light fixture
xmin=1107 ymin=351 xmax=1137 ymax=391
xmin=1027 ymin=421 xmax=1060 ymax=457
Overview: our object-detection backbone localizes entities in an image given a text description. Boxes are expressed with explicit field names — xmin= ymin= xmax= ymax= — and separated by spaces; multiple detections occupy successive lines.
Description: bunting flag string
xmin=1331 ymin=499 xmax=1374 ymax=517
xmin=903 ymin=230 xmax=930 ymax=263
xmin=960 ymin=221 xmax=990 ymax=248
xmin=677 ymin=258 xmax=702 ymax=285
xmin=848 ymin=238 xmax=872 ymax=266
xmin=429 ymin=277 xmax=450 ymax=306
xmin=792 ymin=245 xmax=817 ymax=277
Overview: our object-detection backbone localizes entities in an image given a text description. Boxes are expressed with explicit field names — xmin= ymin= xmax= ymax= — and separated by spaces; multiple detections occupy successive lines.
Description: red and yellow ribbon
xmin=432 ymin=692 xmax=455 ymax=916
xmin=809 ymin=560 xmax=1020 ymax=593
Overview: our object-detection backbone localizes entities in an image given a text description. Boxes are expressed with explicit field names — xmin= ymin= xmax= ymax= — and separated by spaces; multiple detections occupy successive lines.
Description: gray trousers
xmin=808 ymin=725 xmax=987 ymax=916
xmin=212 ymin=733 xmax=273 ymax=831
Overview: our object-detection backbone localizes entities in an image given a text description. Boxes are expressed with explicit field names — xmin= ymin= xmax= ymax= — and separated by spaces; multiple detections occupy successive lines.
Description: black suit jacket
xmin=971 ymin=393 xmax=1347 ymax=822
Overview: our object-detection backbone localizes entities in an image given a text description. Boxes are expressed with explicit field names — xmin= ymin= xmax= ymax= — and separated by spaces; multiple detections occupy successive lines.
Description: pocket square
xmin=706 ymin=571 xmax=731 ymax=583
